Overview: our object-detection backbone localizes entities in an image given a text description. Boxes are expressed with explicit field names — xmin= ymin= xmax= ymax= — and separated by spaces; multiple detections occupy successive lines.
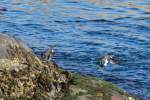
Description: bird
xmin=43 ymin=49 xmax=55 ymax=61
xmin=99 ymin=55 xmax=120 ymax=68
xmin=0 ymin=7 xmax=7 ymax=11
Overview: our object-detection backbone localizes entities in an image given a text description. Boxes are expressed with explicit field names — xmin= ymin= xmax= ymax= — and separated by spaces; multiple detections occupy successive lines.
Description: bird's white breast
xmin=104 ymin=59 xmax=108 ymax=67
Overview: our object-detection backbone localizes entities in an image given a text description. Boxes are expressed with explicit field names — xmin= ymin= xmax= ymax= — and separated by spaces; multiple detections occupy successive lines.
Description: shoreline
xmin=0 ymin=33 xmax=139 ymax=100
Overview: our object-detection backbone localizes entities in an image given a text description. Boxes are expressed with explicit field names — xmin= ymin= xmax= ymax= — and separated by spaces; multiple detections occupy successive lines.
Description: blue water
xmin=0 ymin=0 xmax=150 ymax=99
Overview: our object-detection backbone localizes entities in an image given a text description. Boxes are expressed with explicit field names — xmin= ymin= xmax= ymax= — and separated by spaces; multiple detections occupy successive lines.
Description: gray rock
xmin=0 ymin=33 xmax=31 ymax=59
xmin=0 ymin=33 xmax=41 ymax=69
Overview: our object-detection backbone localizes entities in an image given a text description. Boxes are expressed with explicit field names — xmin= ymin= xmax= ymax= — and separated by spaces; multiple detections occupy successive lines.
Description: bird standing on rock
xmin=43 ymin=48 xmax=55 ymax=61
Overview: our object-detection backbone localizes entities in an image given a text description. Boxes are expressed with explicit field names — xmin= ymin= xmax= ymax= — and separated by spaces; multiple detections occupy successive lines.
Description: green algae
xmin=62 ymin=73 xmax=139 ymax=100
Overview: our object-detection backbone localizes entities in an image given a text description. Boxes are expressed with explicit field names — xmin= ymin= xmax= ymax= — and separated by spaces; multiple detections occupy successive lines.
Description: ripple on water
xmin=0 ymin=0 xmax=150 ymax=100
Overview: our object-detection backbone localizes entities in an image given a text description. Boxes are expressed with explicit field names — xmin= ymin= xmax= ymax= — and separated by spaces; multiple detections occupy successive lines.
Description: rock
xmin=0 ymin=33 xmax=42 ymax=69
xmin=0 ymin=33 xmax=71 ymax=99
xmin=69 ymin=85 xmax=87 ymax=96
xmin=77 ymin=94 xmax=92 ymax=100
xmin=62 ymin=74 xmax=139 ymax=100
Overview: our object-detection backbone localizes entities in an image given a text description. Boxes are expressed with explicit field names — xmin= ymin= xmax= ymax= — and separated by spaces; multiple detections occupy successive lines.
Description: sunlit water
xmin=0 ymin=0 xmax=150 ymax=99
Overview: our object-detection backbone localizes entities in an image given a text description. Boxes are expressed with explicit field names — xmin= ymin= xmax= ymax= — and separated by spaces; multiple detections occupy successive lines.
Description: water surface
xmin=0 ymin=0 xmax=150 ymax=99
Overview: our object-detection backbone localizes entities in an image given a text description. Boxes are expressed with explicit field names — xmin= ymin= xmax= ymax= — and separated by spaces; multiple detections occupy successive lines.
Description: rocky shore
xmin=0 ymin=33 xmax=138 ymax=100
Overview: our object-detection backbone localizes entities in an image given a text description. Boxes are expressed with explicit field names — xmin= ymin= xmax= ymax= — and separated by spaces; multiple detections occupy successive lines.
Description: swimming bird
xmin=0 ymin=7 xmax=7 ymax=11
xmin=99 ymin=55 xmax=120 ymax=68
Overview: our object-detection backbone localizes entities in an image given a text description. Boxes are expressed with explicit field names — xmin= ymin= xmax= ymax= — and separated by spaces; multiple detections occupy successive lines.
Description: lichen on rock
xmin=0 ymin=33 xmax=43 ymax=69
xmin=0 ymin=33 xmax=71 ymax=99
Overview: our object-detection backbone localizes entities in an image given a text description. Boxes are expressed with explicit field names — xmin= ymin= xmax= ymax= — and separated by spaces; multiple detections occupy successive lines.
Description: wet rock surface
xmin=0 ymin=33 xmax=138 ymax=100
xmin=62 ymin=74 xmax=138 ymax=100
xmin=0 ymin=33 xmax=40 ymax=69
